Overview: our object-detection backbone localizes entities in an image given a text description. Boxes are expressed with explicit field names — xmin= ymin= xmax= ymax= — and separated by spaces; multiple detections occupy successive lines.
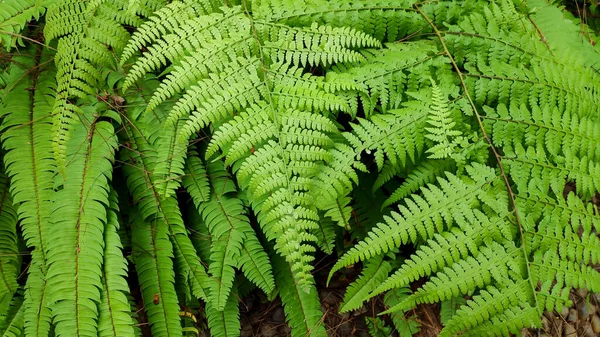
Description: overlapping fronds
xmin=45 ymin=0 xmax=138 ymax=169
xmin=1 ymin=1 xmax=598 ymax=336
xmin=328 ymin=1 xmax=600 ymax=335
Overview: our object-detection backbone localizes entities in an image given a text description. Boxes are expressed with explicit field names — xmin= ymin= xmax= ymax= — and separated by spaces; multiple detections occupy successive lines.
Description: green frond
xmin=205 ymin=283 xmax=240 ymax=337
xmin=526 ymin=0 xmax=600 ymax=68
xmin=439 ymin=280 xmax=536 ymax=337
xmin=272 ymin=251 xmax=326 ymax=337
xmin=311 ymin=217 xmax=336 ymax=254
xmin=0 ymin=295 xmax=24 ymax=337
xmin=98 ymin=190 xmax=135 ymax=337
xmin=196 ymin=160 xmax=253 ymax=310
xmin=182 ymin=150 xmax=211 ymax=204
xmin=326 ymin=41 xmax=449 ymax=116
xmin=439 ymin=296 xmax=466 ymax=326
xmin=237 ymin=233 xmax=275 ymax=295
xmin=329 ymin=164 xmax=500 ymax=279
xmin=46 ymin=115 xmax=118 ymax=337
xmin=371 ymin=212 xmax=514 ymax=299
xmin=365 ymin=316 xmax=393 ymax=337
xmin=425 ymin=80 xmax=464 ymax=159
xmin=339 ymin=254 xmax=392 ymax=313
xmin=184 ymin=153 xmax=275 ymax=294
xmin=122 ymin=7 xmax=250 ymax=91
xmin=260 ymin=23 xmax=380 ymax=67
xmin=121 ymin=84 xmax=210 ymax=304
xmin=131 ymin=214 xmax=181 ymax=337
xmin=0 ymin=166 xmax=19 ymax=307
xmin=254 ymin=0 xmax=424 ymax=43
xmin=381 ymin=159 xmax=454 ymax=208
xmin=0 ymin=52 xmax=55 ymax=337
xmin=461 ymin=304 xmax=540 ymax=337
xmin=344 ymin=108 xmax=429 ymax=171
xmin=119 ymin=0 xmax=217 ymax=65
xmin=0 ymin=0 xmax=48 ymax=50
xmin=383 ymin=288 xmax=421 ymax=336
xmin=484 ymin=102 xmax=600 ymax=199
xmin=385 ymin=242 xmax=523 ymax=313
xmin=45 ymin=0 xmax=136 ymax=168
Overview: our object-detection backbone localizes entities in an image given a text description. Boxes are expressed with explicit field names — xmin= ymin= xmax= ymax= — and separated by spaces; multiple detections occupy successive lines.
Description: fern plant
xmin=0 ymin=0 xmax=598 ymax=337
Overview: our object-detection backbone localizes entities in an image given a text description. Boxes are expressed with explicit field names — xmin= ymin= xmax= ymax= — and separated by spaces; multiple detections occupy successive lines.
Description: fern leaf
xmin=272 ymin=251 xmax=326 ymax=337
xmin=237 ymin=234 xmax=275 ymax=295
xmin=382 ymin=159 xmax=454 ymax=208
xmin=0 ymin=166 xmax=18 ymax=308
xmin=329 ymin=164 xmax=499 ymax=279
xmin=439 ymin=280 xmax=536 ymax=337
xmin=383 ymin=288 xmax=421 ymax=337
xmin=0 ymin=52 xmax=55 ymax=337
xmin=185 ymin=153 xmax=274 ymax=296
xmin=254 ymin=0 xmax=423 ymax=43
xmin=120 ymin=0 xmax=214 ymax=65
xmin=205 ymin=284 xmax=240 ymax=337
xmin=0 ymin=0 xmax=47 ymax=50
xmin=182 ymin=150 xmax=211 ymax=204
xmin=0 ymin=296 xmax=24 ymax=337
xmin=45 ymin=0 xmax=135 ymax=168
xmin=424 ymin=80 xmax=463 ymax=159
xmin=439 ymin=296 xmax=467 ymax=326
xmin=385 ymin=242 xmax=522 ymax=313
xmin=121 ymin=96 xmax=210 ymax=305
xmin=46 ymin=116 xmax=118 ymax=337
xmin=131 ymin=214 xmax=181 ymax=337
xmin=364 ymin=317 xmax=393 ymax=337
xmin=340 ymin=254 xmax=391 ymax=313
xmin=461 ymin=304 xmax=540 ymax=337
xmin=196 ymin=160 xmax=264 ymax=309
xmin=371 ymin=211 xmax=514 ymax=298
xmin=98 ymin=190 xmax=136 ymax=337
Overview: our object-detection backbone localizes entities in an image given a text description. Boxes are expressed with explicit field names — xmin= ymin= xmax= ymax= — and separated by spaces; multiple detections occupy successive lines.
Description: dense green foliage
xmin=0 ymin=0 xmax=599 ymax=336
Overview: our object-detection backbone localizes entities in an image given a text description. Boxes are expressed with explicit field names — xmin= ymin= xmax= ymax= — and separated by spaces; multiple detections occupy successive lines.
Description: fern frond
xmin=254 ymin=0 xmax=424 ymax=43
xmin=366 ymin=316 xmax=393 ymax=337
xmin=205 ymin=283 xmax=240 ymax=337
xmin=461 ymin=304 xmax=540 ymax=337
xmin=46 ymin=115 xmax=118 ymax=337
xmin=339 ymin=254 xmax=392 ymax=313
xmin=484 ymin=103 xmax=600 ymax=199
xmin=260 ymin=23 xmax=380 ymax=67
xmin=381 ymin=158 xmax=454 ymax=208
xmin=120 ymin=0 xmax=216 ymax=65
xmin=272 ymin=251 xmax=326 ymax=337
xmin=385 ymin=242 xmax=522 ymax=313
xmin=131 ymin=214 xmax=181 ymax=337
xmin=196 ymin=160 xmax=257 ymax=310
xmin=45 ymin=0 xmax=136 ymax=168
xmin=371 ymin=212 xmax=514 ymax=299
xmin=326 ymin=41 xmax=448 ymax=116
xmin=185 ymin=155 xmax=274 ymax=295
xmin=182 ymin=149 xmax=210 ymax=204
xmin=0 ymin=166 xmax=18 ymax=307
xmin=425 ymin=80 xmax=464 ymax=159
xmin=0 ymin=295 xmax=24 ymax=337
xmin=0 ymin=0 xmax=47 ymax=50
xmin=98 ymin=190 xmax=135 ymax=337
xmin=383 ymin=287 xmax=421 ymax=336
xmin=439 ymin=280 xmax=536 ymax=337
xmin=329 ymin=164 xmax=500 ymax=279
xmin=121 ymin=81 xmax=210 ymax=305
xmin=344 ymin=108 xmax=429 ymax=171
xmin=0 ymin=52 xmax=55 ymax=337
